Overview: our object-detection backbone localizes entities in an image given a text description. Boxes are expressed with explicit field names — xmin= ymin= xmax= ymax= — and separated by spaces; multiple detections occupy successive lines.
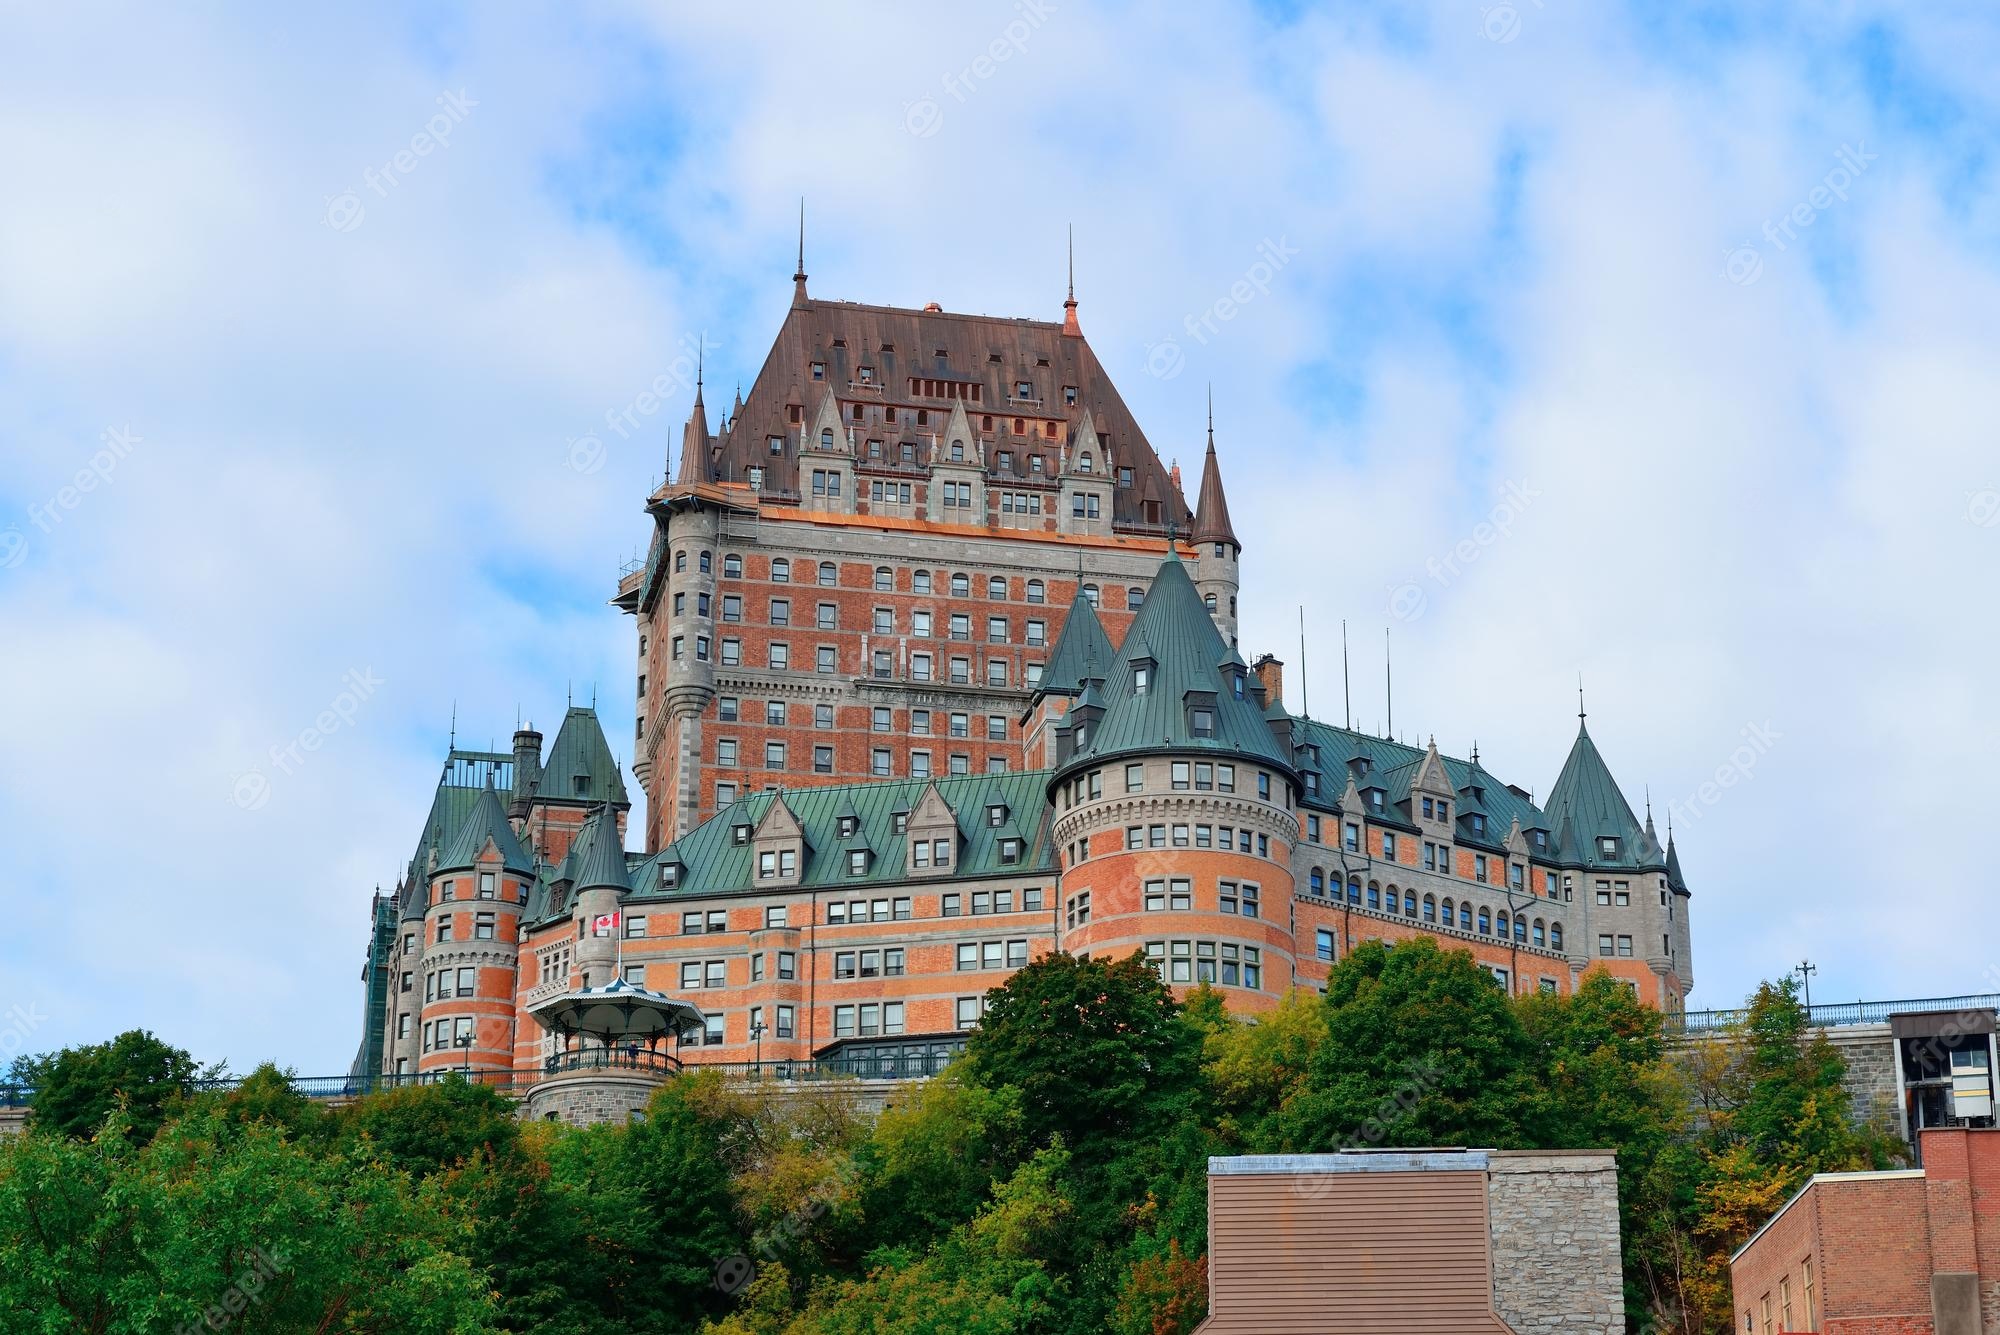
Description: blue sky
xmin=2 ymin=0 xmax=1998 ymax=1074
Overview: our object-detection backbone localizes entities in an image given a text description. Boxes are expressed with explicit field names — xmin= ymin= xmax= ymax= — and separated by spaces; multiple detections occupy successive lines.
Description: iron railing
xmin=1670 ymin=992 xmax=2000 ymax=1034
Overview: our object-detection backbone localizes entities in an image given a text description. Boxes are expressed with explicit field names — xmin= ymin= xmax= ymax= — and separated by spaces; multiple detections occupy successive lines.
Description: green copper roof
xmin=1543 ymin=721 xmax=1661 ymax=871
xmin=540 ymin=706 xmax=629 ymax=806
xmin=1063 ymin=554 xmax=1289 ymax=773
xmin=1665 ymin=835 xmax=1687 ymax=889
xmin=627 ymin=769 xmax=1056 ymax=899
xmin=570 ymin=806 xmax=633 ymax=892
xmin=1036 ymin=592 xmax=1116 ymax=697
xmin=436 ymin=778 xmax=535 ymax=874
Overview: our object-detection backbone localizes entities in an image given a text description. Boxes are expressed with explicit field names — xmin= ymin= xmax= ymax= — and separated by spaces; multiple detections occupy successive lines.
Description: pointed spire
xmin=792 ymin=197 xmax=809 ymax=306
xmin=1062 ymin=224 xmax=1080 ymax=336
xmin=572 ymin=804 xmax=632 ymax=893
xmin=678 ymin=339 xmax=710 ymax=483
xmin=1192 ymin=399 xmax=1239 ymax=549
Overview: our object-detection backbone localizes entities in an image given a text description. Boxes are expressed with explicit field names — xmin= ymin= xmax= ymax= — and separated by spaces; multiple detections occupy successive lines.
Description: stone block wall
xmin=1488 ymin=1150 xmax=1626 ymax=1335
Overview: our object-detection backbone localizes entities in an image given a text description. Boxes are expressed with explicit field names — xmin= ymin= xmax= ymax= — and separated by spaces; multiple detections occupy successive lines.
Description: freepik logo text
xmin=324 ymin=90 xmax=478 ymax=233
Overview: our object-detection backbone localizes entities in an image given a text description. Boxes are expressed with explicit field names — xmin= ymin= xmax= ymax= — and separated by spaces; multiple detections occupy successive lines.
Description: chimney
xmin=510 ymin=724 xmax=543 ymax=817
xmin=1251 ymin=654 xmax=1284 ymax=710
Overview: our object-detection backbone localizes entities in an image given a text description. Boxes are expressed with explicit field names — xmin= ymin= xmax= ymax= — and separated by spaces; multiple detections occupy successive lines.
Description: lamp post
xmin=1796 ymin=959 xmax=1817 ymax=1013
xmin=750 ymin=1019 xmax=767 ymax=1080
xmin=455 ymin=1030 xmax=473 ymax=1083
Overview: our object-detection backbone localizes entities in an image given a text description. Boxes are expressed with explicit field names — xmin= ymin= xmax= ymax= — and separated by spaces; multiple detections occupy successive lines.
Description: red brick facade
xmin=1731 ymin=1128 xmax=2000 ymax=1334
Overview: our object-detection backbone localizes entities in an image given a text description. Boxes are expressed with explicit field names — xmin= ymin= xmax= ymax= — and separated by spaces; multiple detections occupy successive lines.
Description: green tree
xmin=963 ymin=952 xmax=1203 ymax=1164
xmin=23 ymin=1030 xmax=218 ymax=1143
xmin=0 ymin=1107 xmax=496 ymax=1333
xmin=1196 ymin=986 xmax=1326 ymax=1149
xmin=1277 ymin=938 xmax=1547 ymax=1152
xmin=853 ymin=1070 xmax=1023 ymax=1250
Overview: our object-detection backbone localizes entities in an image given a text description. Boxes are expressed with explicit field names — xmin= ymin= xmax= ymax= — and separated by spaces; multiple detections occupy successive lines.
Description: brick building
xmin=1730 ymin=1126 xmax=2000 ymax=1334
xmin=351 ymin=275 xmax=1697 ymax=1090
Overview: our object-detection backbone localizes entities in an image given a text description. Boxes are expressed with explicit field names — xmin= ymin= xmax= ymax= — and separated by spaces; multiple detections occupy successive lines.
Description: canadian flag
xmin=592 ymin=912 xmax=619 ymax=937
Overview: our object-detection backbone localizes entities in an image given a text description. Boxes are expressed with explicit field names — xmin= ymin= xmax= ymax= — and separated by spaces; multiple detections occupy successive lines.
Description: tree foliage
xmin=0 ymin=956 xmax=1905 ymax=1335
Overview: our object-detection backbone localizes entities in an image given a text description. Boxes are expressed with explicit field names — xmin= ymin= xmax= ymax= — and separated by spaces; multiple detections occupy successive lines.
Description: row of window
xmin=430 ymin=911 xmax=499 ymax=945
xmin=955 ymin=939 xmax=1033 ymax=971
xmin=423 ymin=965 xmax=481 ymax=1001
xmin=717 ymin=698 xmax=1013 ymax=741
xmin=699 ymin=597 xmax=1065 ymax=646
xmin=1749 ymin=1256 xmax=1814 ymax=1334
xmin=1300 ymin=875 xmax=1569 ymax=949
xmin=1124 ymin=823 xmax=1273 ymax=860
xmin=1299 ymin=814 xmax=1552 ymax=895
xmin=420 ymin=1016 xmax=475 ymax=1053
xmin=1144 ymin=940 xmax=1264 ymax=989
xmin=429 ymin=871 xmax=512 ymax=905
xmin=693 ymin=556 xmax=1098 ymax=608
xmin=679 ymin=635 xmax=1040 ymax=687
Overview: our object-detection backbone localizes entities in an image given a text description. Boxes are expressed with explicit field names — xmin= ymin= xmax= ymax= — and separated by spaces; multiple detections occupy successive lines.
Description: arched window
xmin=771 ymin=558 xmax=790 ymax=582
xmin=1497 ymin=912 xmax=1509 ymax=939
xmin=951 ymin=572 xmax=970 ymax=596
xmin=1026 ymin=579 xmax=1045 ymax=603
xmin=1204 ymin=593 xmax=1218 ymax=613
xmin=1532 ymin=919 xmax=1546 ymax=947
xmin=699 ymin=551 xmax=712 ymax=574
xmin=1404 ymin=891 xmax=1417 ymax=918
xmin=723 ymin=554 xmax=742 ymax=578
xmin=951 ymin=441 xmax=965 ymax=461
xmin=1347 ymin=877 xmax=1361 ymax=904
xmin=1550 ymin=922 xmax=1564 ymax=951
xmin=1422 ymin=895 xmax=1436 ymax=922
xmin=674 ymin=551 xmax=687 ymax=572
xmin=1478 ymin=909 xmax=1491 ymax=935
xmin=1514 ymin=916 xmax=1527 ymax=943
xmin=1366 ymin=882 xmax=1380 ymax=911
xmin=820 ymin=428 xmax=834 ymax=449
xmin=1078 ymin=452 xmax=1093 ymax=473
xmin=1128 ymin=586 xmax=1145 ymax=609
xmin=1309 ymin=868 xmax=1325 ymax=896
xmin=1441 ymin=896 xmax=1454 ymax=927
xmin=987 ymin=575 xmax=1006 ymax=599
xmin=818 ymin=561 xmax=837 ymax=586
xmin=1459 ymin=902 xmax=1472 ymax=930
xmin=874 ymin=566 xmax=892 ymax=591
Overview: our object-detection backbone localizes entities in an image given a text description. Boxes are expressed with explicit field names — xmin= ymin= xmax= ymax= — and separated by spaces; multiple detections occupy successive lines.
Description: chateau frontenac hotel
xmin=352 ymin=260 xmax=1695 ymax=1102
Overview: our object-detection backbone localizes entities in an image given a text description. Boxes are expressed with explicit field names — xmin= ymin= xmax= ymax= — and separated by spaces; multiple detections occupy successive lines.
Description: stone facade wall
xmin=1488 ymin=1150 xmax=1626 ymax=1335
xmin=1830 ymin=1024 xmax=1903 ymax=1130
xmin=521 ymin=1072 xmax=662 ymax=1126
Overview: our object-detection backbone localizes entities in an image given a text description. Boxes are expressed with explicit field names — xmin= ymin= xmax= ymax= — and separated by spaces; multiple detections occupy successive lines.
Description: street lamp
xmin=1796 ymin=959 xmax=1817 ymax=1013
xmin=454 ymin=1030 xmax=473 ymax=1083
xmin=749 ymin=1019 xmax=767 ymax=1079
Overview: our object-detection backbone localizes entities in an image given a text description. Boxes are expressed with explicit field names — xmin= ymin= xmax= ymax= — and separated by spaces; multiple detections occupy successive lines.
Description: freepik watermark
xmin=0 ymin=1001 xmax=48 ymax=1063
xmin=323 ymin=90 xmax=478 ymax=233
xmin=1146 ymin=237 xmax=1300 ymax=379
xmin=901 ymin=0 xmax=1057 ymax=138
xmin=1385 ymin=479 xmax=1541 ymax=622
xmin=1480 ymin=0 xmax=1544 ymax=43
xmin=566 ymin=333 xmax=711 ymax=475
xmin=1723 ymin=142 xmax=1877 ymax=286
xmin=172 ymin=1246 xmax=290 ymax=1335
xmin=713 ymin=1145 xmax=869 ymax=1294
xmin=3 ymin=426 xmax=144 ymax=570
xmin=231 ymin=668 xmax=385 ymax=811
xmin=1666 ymin=721 xmax=1782 ymax=827
xmin=1967 ymin=489 xmax=2000 ymax=528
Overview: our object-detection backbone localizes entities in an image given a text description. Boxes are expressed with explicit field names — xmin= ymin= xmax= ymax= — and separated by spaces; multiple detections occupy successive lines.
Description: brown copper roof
xmin=1192 ymin=435 xmax=1238 ymax=547
xmin=679 ymin=294 xmax=1190 ymax=531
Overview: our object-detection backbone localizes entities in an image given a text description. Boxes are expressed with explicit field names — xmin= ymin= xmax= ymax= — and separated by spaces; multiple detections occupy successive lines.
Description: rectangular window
xmin=1316 ymin=928 xmax=1336 ymax=961
xmin=474 ymin=911 xmax=495 ymax=940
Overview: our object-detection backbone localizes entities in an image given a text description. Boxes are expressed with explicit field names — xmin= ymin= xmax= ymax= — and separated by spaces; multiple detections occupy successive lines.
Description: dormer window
xmin=660 ymin=864 xmax=680 ymax=889
xmin=951 ymin=442 xmax=964 ymax=461
xmin=999 ymin=838 xmax=1022 ymax=864
xmin=891 ymin=811 xmax=909 ymax=834
xmin=1133 ymin=664 xmax=1152 ymax=695
xmin=572 ymin=776 xmax=591 ymax=797
xmin=1190 ymin=707 xmax=1215 ymax=738
xmin=1077 ymin=452 xmax=1093 ymax=473
xmin=838 ymin=815 xmax=858 ymax=838
xmin=810 ymin=362 xmax=825 ymax=380
xmin=732 ymin=824 xmax=751 ymax=846
xmin=820 ymin=428 xmax=834 ymax=449
xmin=987 ymin=804 xmax=1006 ymax=827
xmin=1599 ymin=836 xmax=1619 ymax=857
xmin=1015 ymin=380 xmax=1032 ymax=397
xmin=848 ymin=850 xmax=869 ymax=875
xmin=1470 ymin=813 xmax=1486 ymax=835
xmin=1367 ymin=790 xmax=1385 ymax=812
xmin=858 ymin=366 xmax=875 ymax=384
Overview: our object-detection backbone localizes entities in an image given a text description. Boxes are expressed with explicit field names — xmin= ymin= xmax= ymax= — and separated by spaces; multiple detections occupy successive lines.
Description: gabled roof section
xmin=691 ymin=294 xmax=1188 ymax=529
xmin=540 ymin=706 xmax=629 ymax=807
xmin=1035 ymin=592 xmax=1115 ymax=699
xmin=1064 ymin=554 xmax=1290 ymax=772
xmin=1288 ymin=717 xmax=1551 ymax=853
xmin=398 ymin=750 xmax=513 ymax=915
xmin=436 ymin=778 xmax=534 ymax=875
xmin=624 ymin=770 xmax=1056 ymax=898
xmin=1543 ymin=721 xmax=1658 ymax=870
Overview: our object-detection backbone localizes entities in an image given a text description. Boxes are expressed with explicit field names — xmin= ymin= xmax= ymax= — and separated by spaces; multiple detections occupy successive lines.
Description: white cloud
xmin=1 ymin=1 xmax=1996 ymax=1071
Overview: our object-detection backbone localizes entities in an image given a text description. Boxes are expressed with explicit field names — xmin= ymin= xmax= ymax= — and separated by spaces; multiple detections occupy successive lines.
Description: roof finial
xmin=1062 ymin=224 xmax=1081 ymax=335
xmin=1471 ymin=739 xmax=1480 ymax=765
xmin=696 ymin=335 xmax=704 ymax=393
xmin=449 ymin=700 xmax=456 ymax=750
xmin=1577 ymin=673 xmax=1586 ymax=723
xmin=1206 ymin=383 xmax=1214 ymax=449
xmin=792 ymin=197 xmax=808 ymax=305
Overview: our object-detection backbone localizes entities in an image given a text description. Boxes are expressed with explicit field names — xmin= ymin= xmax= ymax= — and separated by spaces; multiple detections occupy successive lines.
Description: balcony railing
xmin=1670 ymin=992 xmax=2000 ymax=1034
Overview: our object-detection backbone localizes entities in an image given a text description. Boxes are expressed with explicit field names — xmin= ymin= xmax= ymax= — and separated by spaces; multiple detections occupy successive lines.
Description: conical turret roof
xmin=1191 ymin=433 xmax=1238 ymax=548
xmin=1544 ymin=720 xmax=1656 ymax=869
xmin=541 ymin=706 xmax=629 ymax=806
xmin=1036 ymin=591 xmax=1116 ymax=698
xmin=437 ymin=778 xmax=534 ymax=874
xmin=1061 ymin=554 xmax=1289 ymax=773
xmin=571 ymin=806 xmax=632 ymax=893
